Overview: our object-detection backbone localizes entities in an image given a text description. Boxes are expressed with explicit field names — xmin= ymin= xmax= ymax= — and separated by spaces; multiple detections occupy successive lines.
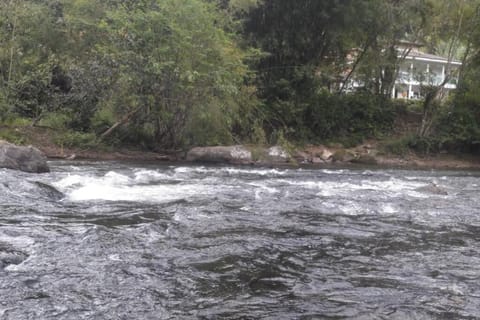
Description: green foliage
xmin=0 ymin=0 xmax=480 ymax=155
xmin=54 ymin=131 xmax=97 ymax=149
xmin=249 ymin=120 xmax=268 ymax=145
xmin=38 ymin=112 xmax=71 ymax=130
xmin=435 ymin=105 xmax=480 ymax=152
xmin=383 ymin=134 xmax=444 ymax=156
xmin=11 ymin=69 xmax=50 ymax=119
xmin=2 ymin=117 xmax=31 ymax=127
xmin=303 ymin=92 xmax=396 ymax=143
xmin=0 ymin=90 xmax=9 ymax=122
xmin=383 ymin=137 xmax=410 ymax=156
xmin=94 ymin=0 xmax=253 ymax=148
xmin=183 ymin=102 xmax=234 ymax=147
xmin=407 ymin=135 xmax=440 ymax=154
xmin=0 ymin=0 xmax=257 ymax=149
xmin=91 ymin=106 xmax=115 ymax=135
xmin=432 ymin=59 xmax=480 ymax=153
xmin=0 ymin=127 xmax=27 ymax=145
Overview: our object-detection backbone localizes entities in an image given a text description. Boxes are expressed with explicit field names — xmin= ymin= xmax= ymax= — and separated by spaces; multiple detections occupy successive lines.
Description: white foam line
xmin=174 ymin=166 xmax=287 ymax=176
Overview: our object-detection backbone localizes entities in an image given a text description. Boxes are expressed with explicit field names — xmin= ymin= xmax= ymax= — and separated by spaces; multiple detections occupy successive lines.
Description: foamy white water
xmin=54 ymin=171 xmax=212 ymax=202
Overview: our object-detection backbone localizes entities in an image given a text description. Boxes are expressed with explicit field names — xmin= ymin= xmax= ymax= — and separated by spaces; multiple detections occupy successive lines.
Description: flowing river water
xmin=1 ymin=161 xmax=480 ymax=319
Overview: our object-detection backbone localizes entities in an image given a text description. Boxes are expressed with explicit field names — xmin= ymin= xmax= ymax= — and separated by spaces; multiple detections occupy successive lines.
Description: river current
xmin=1 ymin=161 xmax=480 ymax=319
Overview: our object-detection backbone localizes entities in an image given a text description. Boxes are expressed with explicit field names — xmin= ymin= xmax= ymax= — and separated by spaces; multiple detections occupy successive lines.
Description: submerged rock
xmin=0 ymin=242 xmax=28 ymax=269
xmin=416 ymin=183 xmax=448 ymax=195
xmin=33 ymin=181 xmax=65 ymax=201
xmin=186 ymin=145 xmax=252 ymax=164
xmin=0 ymin=140 xmax=50 ymax=173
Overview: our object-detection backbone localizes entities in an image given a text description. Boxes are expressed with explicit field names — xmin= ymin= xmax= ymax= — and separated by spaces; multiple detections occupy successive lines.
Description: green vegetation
xmin=0 ymin=126 xmax=27 ymax=145
xmin=0 ymin=0 xmax=480 ymax=154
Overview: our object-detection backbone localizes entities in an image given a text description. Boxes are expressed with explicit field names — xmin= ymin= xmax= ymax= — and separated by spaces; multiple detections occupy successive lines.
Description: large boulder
xmin=186 ymin=145 xmax=252 ymax=164
xmin=0 ymin=141 xmax=50 ymax=173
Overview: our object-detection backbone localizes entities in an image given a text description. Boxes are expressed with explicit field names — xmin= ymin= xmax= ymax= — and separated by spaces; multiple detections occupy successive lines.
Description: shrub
xmin=303 ymin=91 xmax=396 ymax=143
xmin=383 ymin=137 xmax=411 ymax=156
xmin=54 ymin=131 xmax=98 ymax=149
xmin=38 ymin=112 xmax=71 ymax=130
xmin=0 ymin=127 xmax=27 ymax=145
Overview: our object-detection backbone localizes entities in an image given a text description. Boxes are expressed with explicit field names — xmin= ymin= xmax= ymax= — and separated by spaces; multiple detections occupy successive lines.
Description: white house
xmin=342 ymin=46 xmax=462 ymax=99
xmin=393 ymin=48 xmax=462 ymax=99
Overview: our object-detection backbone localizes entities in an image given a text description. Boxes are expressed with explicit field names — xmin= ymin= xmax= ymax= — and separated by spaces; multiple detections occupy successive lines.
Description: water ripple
xmin=1 ymin=162 xmax=480 ymax=319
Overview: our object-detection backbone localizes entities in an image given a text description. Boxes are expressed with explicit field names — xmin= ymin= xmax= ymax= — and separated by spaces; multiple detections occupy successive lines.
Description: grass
xmin=53 ymin=131 xmax=99 ymax=149
xmin=0 ymin=126 xmax=29 ymax=145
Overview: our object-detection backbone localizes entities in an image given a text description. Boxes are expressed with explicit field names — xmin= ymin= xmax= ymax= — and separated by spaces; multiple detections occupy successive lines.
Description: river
xmin=1 ymin=161 xmax=480 ymax=319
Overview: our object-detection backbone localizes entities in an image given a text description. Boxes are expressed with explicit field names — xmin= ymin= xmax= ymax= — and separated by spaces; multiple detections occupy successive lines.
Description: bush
xmin=3 ymin=117 xmax=31 ymax=127
xmin=54 ymin=131 xmax=98 ymax=149
xmin=303 ymin=91 xmax=396 ymax=143
xmin=0 ymin=127 xmax=27 ymax=145
xmin=383 ymin=134 xmax=445 ymax=156
xmin=383 ymin=137 xmax=411 ymax=156
xmin=0 ymin=90 xmax=9 ymax=122
xmin=183 ymin=103 xmax=235 ymax=147
xmin=407 ymin=135 xmax=439 ymax=154
xmin=435 ymin=104 xmax=480 ymax=152
xmin=91 ymin=107 xmax=115 ymax=135
xmin=38 ymin=112 xmax=71 ymax=130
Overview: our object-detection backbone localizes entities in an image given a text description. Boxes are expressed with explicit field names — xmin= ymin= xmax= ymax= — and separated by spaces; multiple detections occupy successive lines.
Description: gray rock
xmin=33 ymin=181 xmax=64 ymax=200
xmin=294 ymin=150 xmax=310 ymax=163
xmin=266 ymin=146 xmax=290 ymax=163
xmin=332 ymin=150 xmax=356 ymax=162
xmin=0 ymin=242 xmax=28 ymax=269
xmin=0 ymin=249 xmax=28 ymax=269
xmin=186 ymin=145 xmax=252 ymax=164
xmin=416 ymin=183 xmax=448 ymax=195
xmin=320 ymin=148 xmax=333 ymax=161
xmin=311 ymin=157 xmax=324 ymax=164
xmin=0 ymin=141 xmax=49 ymax=173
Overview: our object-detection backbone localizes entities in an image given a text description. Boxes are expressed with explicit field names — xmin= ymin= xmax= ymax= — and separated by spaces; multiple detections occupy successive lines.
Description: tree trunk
xmin=99 ymin=105 xmax=143 ymax=140
xmin=7 ymin=0 xmax=18 ymax=87
xmin=418 ymin=84 xmax=446 ymax=137
xmin=337 ymin=40 xmax=371 ymax=95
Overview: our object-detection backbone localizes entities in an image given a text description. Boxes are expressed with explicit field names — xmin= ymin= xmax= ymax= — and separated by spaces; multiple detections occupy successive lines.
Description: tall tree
xmin=96 ymin=0 xmax=252 ymax=148
xmin=418 ymin=0 xmax=480 ymax=137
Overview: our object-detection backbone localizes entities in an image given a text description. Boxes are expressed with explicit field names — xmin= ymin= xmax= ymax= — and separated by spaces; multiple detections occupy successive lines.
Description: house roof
xmin=404 ymin=50 xmax=462 ymax=65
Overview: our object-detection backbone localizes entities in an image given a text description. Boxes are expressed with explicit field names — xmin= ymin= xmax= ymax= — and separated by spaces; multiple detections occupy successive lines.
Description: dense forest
xmin=1 ymin=0 xmax=480 ymax=154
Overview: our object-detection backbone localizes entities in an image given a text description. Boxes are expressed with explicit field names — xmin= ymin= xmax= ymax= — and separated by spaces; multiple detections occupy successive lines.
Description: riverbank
xmin=42 ymin=142 xmax=480 ymax=171
xmin=3 ymin=125 xmax=480 ymax=170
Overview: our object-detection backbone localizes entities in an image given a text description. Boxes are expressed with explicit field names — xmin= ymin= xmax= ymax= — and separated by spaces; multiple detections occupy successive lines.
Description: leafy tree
xmin=96 ymin=0 xmax=253 ymax=148
xmin=417 ymin=0 xmax=480 ymax=137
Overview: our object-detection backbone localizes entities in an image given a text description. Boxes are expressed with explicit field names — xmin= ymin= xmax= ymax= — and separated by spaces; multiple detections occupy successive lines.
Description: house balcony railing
xmin=395 ymin=73 xmax=457 ymax=88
